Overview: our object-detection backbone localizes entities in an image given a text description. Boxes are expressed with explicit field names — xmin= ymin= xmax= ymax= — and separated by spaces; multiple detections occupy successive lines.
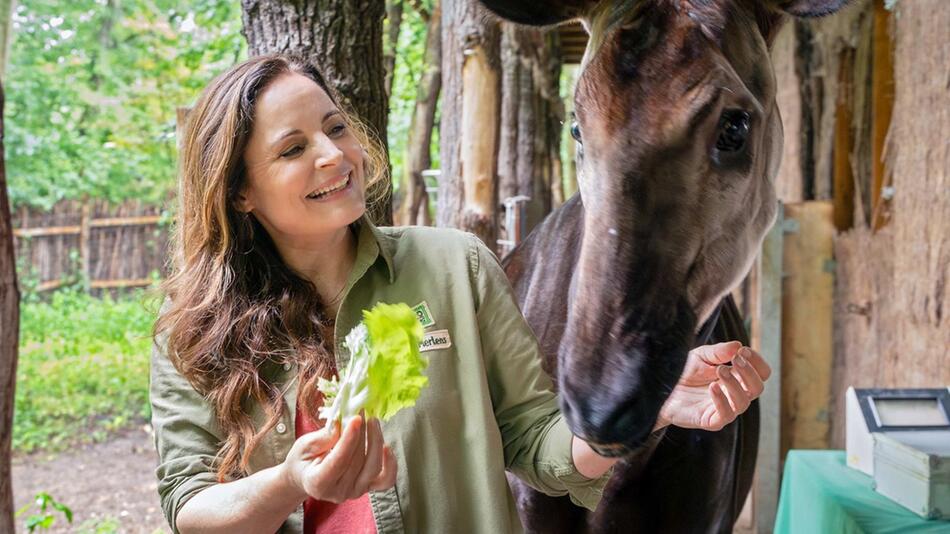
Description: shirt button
xmin=283 ymin=362 xmax=292 ymax=371
xmin=276 ymin=423 xmax=287 ymax=434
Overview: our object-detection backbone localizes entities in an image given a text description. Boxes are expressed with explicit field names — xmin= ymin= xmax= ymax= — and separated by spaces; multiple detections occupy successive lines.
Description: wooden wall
xmin=770 ymin=0 xmax=949 ymax=451
xmin=830 ymin=0 xmax=950 ymax=448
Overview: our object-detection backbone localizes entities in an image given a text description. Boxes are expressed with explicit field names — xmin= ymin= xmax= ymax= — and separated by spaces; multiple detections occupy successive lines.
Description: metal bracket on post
xmin=497 ymin=195 xmax=531 ymax=255
xmin=421 ymin=169 xmax=441 ymax=196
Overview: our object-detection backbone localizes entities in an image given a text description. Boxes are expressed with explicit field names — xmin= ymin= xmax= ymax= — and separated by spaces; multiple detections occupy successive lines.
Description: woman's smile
xmin=306 ymin=171 xmax=354 ymax=202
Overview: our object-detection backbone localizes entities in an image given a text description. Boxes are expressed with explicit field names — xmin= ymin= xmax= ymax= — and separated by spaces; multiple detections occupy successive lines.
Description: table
xmin=774 ymin=450 xmax=950 ymax=533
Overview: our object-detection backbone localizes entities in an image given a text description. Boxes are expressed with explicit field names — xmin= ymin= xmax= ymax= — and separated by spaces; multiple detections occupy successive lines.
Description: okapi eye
xmin=570 ymin=121 xmax=582 ymax=143
xmin=715 ymin=109 xmax=751 ymax=152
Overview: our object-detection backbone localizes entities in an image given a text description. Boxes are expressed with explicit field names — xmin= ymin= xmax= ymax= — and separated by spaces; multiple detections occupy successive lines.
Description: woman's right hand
xmin=281 ymin=416 xmax=398 ymax=503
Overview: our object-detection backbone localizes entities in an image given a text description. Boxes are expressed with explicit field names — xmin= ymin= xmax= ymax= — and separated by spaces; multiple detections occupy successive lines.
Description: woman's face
xmin=239 ymin=72 xmax=366 ymax=246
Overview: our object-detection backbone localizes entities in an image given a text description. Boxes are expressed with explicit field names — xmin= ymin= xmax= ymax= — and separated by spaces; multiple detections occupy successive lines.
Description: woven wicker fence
xmin=12 ymin=200 xmax=170 ymax=296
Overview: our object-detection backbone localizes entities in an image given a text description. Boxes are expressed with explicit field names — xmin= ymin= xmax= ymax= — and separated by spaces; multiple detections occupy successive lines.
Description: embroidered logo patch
xmin=419 ymin=329 xmax=452 ymax=352
xmin=412 ymin=301 xmax=435 ymax=329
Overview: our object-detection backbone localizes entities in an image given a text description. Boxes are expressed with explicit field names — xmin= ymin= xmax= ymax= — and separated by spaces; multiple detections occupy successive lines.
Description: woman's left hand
xmin=655 ymin=341 xmax=771 ymax=432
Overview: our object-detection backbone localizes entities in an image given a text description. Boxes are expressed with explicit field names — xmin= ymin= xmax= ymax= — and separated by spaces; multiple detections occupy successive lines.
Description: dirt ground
xmin=11 ymin=425 xmax=170 ymax=533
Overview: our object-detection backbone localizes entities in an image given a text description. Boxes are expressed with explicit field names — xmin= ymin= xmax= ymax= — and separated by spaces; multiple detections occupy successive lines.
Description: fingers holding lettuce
xmin=281 ymin=416 xmax=397 ymax=503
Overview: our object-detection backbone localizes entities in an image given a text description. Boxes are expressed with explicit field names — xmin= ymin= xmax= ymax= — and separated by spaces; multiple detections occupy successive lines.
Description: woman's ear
xmin=234 ymin=190 xmax=253 ymax=213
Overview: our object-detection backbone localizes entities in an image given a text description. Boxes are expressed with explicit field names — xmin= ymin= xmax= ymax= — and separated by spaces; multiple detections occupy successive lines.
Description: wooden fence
xmin=12 ymin=200 xmax=170 ymax=295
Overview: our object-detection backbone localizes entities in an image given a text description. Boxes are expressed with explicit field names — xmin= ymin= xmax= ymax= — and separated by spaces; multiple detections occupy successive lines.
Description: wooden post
xmin=832 ymin=50 xmax=854 ymax=232
xmin=176 ymin=107 xmax=191 ymax=153
xmin=781 ymin=202 xmax=835 ymax=456
xmin=79 ymin=201 xmax=91 ymax=291
xmin=751 ymin=202 xmax=784 ymax=534
xmin=460 ymin=37 xmax=499 ymax=244
xmin=870 ymin=0 xmax=894 ymax=231
xmin=438 ymin=0 xmax=500 ymax=245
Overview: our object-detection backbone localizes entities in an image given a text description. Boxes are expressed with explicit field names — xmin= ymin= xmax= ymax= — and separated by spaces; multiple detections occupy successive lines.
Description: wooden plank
xmin=88 ymin=278 xmax=152 ymax=289
xmin=752 ymin=202 xmax=784 ymax=534
xmin=12 ymin=225 xmax=80 ymax=238
xmin=832 ymin=50 xmax=855 ymax=232
xmin=870 ymin=0 xmax=895 ymax=231
xmin=88 ymin=214 xmax=161 ymax=228
xmin=12 ymin=215 xmax=161 ymax=238
xmin=36 ymin=279 xmax=68 ymax=292
xmin=781 ymin=201 xmax=835 ymax=457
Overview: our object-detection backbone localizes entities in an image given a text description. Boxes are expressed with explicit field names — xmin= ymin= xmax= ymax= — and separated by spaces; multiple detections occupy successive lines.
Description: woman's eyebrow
xmin=323 ymin=110 xmax=341 ymax=121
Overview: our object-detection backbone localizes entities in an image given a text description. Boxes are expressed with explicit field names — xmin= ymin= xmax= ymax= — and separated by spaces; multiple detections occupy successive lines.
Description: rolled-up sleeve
xmin=150 ymin=334 xmax=222 ymax=533
xmin=468 ymin=235 xmax=611 ymax=511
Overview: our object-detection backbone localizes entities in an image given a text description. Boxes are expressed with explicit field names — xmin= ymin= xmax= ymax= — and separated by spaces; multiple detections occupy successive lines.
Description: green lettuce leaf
xmin=318 ymin=302 xmax=428 ymax=423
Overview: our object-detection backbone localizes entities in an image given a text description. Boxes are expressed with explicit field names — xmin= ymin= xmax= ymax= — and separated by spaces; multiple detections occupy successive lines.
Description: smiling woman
xmin=156 ymin=55 xmax=389 ymax=487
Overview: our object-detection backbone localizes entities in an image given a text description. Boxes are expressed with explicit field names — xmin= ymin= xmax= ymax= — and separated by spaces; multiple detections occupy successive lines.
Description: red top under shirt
xmin=295 ymin=396 xmax=377 ymax=534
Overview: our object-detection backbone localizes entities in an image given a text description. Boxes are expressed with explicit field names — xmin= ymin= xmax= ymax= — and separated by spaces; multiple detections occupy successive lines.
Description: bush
xmin=14 ymin=289 xmax=159 ymax=453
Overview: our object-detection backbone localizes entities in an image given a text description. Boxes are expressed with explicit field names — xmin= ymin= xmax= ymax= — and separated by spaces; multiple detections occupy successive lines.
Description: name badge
xmin=419 ymin=329 xmax=452 ymax=352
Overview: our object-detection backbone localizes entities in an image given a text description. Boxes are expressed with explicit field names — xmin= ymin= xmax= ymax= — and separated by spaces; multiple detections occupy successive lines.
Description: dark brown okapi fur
xmin=482 ymin=0 xmax=852 ymax=532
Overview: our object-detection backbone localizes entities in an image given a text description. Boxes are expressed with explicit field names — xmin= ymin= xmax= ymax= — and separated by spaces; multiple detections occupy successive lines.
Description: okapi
xmin=481 ymin=0 xmax=851 ymax=532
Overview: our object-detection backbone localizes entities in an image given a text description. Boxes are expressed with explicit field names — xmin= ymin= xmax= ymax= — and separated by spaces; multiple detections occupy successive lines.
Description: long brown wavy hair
xmin=154 ymin=54 xmax=388 ymax=481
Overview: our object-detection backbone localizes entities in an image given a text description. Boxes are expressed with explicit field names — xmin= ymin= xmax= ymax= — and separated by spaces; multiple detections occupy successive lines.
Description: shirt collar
xmin=353 ymin=215 xmax=396 ymax=284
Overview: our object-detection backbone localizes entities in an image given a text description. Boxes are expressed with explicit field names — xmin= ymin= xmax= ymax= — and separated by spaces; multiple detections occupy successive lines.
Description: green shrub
xmin=14 ymin=289 xmax=159 ymax=453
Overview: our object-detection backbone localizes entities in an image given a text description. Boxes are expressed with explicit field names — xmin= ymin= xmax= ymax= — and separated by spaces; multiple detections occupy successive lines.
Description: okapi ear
xmin=476 ymin=0 xmax=597 ymax=26
xmin=767 ymin=0 xmax=852 ymax=18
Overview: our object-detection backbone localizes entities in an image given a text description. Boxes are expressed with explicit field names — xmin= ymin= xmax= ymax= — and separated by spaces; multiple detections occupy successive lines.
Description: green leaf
xmin=317 ymin=302 xmax=427 ymax=423
xmin=51 ymin=501 xmax=74 ymax=523
xmin=363 ymin=303 xmax=427 ymax=420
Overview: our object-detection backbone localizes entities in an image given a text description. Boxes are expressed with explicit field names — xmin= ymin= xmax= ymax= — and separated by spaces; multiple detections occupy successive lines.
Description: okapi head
xmin=479 ymin=0 xmax=850 ymax=455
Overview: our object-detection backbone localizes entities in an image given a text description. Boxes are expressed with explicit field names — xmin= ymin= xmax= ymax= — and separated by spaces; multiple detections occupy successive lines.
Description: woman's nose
xmin=314 ymin=137 xmax=344 ymax=169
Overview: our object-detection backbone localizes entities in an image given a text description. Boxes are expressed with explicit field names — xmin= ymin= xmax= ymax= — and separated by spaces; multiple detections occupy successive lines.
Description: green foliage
xmin=15 ymin=492 xmax=73 ymax=533
xmin=5 ymin=0 xmax=436 ymax=210
xmin=76 ymin=516 xmax=122 ymax=534
xmin=14 ymin=288 xmax=158 ymax=453
xmin=4 ymin=0 xmax=246 ymax=209
xmin=387 ymin=1 xmax=439 ymax=195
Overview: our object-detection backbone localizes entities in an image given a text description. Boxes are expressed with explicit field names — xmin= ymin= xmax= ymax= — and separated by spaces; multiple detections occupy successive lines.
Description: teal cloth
xmin=775 ymin=450 xmax=950 ymax=534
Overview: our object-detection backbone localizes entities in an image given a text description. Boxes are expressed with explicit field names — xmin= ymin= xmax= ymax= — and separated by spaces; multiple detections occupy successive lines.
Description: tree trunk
xmin=383 ymin=0 xmax=403 ymax=100
xmin=397 ymin=0 xmax=441 ymax=226
xmin=0 ymin=0 xmax=16 ymax=72
xmin=241 ymin=0 xmax=393 ymax=225
xmin=437 ymin=0 xmax=500 ymax=246
xmin=497 ymin=25 xmax=562 ymax=239
xmin=0 ymin=81 xmax=20 ymax=534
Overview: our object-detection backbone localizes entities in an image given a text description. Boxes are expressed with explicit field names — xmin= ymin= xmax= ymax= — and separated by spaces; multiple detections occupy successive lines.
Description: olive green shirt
xmin=150 ymin=219 xmax=611 ymax=534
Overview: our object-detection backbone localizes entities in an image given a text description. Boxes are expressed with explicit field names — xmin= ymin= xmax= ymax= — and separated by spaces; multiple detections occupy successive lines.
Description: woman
xmin=151 ymin=54 xmax=770 ymax=534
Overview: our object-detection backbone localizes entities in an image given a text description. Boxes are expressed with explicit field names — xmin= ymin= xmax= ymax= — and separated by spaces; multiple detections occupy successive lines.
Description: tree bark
xmin=397 ymin=0 xmax=441 ymax=226
xmin=437 ymin=0 xmax=500 ymax=246
xmin=0 ymin=0 xmax=16 ymax=72
xmin=241 ymin=0 xmax=393 ymax=225
xmin=497 ymin=25 xmax=562 ymax=239
xmin=0 ymin=81 xmax=20 ymax=534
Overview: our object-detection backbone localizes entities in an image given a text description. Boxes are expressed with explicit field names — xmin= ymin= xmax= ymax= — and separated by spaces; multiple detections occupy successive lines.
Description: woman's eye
xmin=570 ymin=121 xmax=582 ymax=143
xmin=328 ymin=123 xmax=347 ymax=138
xmin=280 ymin=145 xmax=304 ymax=158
